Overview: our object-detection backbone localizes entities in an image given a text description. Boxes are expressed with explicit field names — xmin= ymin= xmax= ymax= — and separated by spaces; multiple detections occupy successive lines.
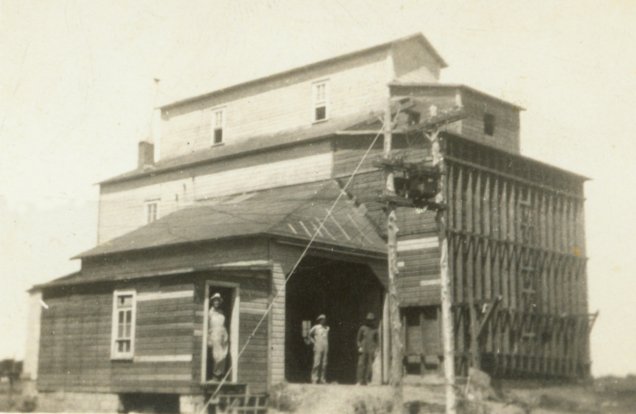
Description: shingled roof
xmin=76 ymin=179 xmax=385 ymax=259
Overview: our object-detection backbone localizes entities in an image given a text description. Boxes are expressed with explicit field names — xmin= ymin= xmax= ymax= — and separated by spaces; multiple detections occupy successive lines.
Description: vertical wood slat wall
xmin=443 ymin=140 xmax=591 ymax=378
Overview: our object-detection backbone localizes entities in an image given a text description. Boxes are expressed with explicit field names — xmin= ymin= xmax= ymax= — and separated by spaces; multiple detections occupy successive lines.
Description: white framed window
xmin=145 ymin=201 xmax=158 ymax=224
xmin=211 ymin=108 xmax=225 ymax=145
xmin=111 ymin=290 xmax=136 ymax=360
xmin=312 ymin=80 xmax=329 ymax=122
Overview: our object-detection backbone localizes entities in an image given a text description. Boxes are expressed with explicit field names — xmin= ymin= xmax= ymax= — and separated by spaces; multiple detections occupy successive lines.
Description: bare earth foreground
xmin=268 ymin=376 xmax=636 ymax=414
xmin=1 ymin=376 xmax=635 ymax=413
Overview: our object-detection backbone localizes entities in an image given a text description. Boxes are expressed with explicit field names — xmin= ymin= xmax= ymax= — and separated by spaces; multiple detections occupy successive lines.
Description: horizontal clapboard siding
xmin=38 ymin=278 xmax=198 ymax=394
xmin=98 ymin=142 xmax=333 ymax=243
xmin=396 ymin=206 xmax=441 ymax=306
xmin=160 ymin=49 xmax=389 ymax=159
xmin=192 ymin=272 xmax=271 ymax=392
xmin=460 ymin=89 xmax=520 ymax=154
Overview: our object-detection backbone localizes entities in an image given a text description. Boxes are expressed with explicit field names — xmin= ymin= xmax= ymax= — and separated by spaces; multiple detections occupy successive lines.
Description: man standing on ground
xmin=308 ymin=314 xmax=329 ymax=384
xmin=356 ymin=312 xmax=379 ymax=385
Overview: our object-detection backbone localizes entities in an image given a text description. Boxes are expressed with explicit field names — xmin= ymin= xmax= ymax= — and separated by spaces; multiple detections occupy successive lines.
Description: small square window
xmin=314 ymin=106 xmax=326 ymax=122
xmin=484 ymin=113 xmax=495 ymax=136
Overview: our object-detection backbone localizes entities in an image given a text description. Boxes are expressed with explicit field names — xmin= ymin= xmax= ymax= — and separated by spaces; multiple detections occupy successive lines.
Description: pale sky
xmin=1 ymin=0 xmax=635 ymax=377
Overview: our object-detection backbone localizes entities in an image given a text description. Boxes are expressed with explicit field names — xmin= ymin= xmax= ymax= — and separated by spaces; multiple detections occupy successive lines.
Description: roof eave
xmin=98 ymin=132 xmax=337 ymax=186
xmin=442 ymin=131 xmax=590 ymax=181
xmin=389 ymin=82 xmax=526 ymax=111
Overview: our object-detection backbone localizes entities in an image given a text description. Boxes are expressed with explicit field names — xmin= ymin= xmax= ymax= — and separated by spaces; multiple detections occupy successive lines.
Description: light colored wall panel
xmin=160 ymin=50 xmax=390 ymax=159
xmin=98 ymin=145 xmax=333 ymax=243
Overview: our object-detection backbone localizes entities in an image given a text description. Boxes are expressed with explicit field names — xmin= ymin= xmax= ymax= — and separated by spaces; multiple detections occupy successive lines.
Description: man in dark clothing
xmin=356 ymin=312 xmax=379 ymax=385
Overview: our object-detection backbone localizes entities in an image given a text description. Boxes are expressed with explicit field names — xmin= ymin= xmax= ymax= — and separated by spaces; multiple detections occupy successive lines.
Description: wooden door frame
xmin=201 ymin=281 xmax=240 ymax=384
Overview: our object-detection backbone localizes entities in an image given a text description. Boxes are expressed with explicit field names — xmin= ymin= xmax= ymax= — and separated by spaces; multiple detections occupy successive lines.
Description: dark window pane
xmin=484 ymin=113 xmax=495 ymax=136
xmin=315 ymin=106 xmax=326 ymax=121
xmin=214 ymin=128 xmax=223 ymax=144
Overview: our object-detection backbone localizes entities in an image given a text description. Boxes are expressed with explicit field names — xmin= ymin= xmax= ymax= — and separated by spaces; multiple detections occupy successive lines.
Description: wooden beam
xmin=383 ymin=98 xmax=403 ymax=410
xmin=431 ymin=130 xmax=458 ymax=414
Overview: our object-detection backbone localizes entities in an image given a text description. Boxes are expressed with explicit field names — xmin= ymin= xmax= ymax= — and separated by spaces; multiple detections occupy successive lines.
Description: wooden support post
xmin=428 ymin=129 xmax=457 ymax=414
xmin=383 ymin=100 xmax=403 ymax=412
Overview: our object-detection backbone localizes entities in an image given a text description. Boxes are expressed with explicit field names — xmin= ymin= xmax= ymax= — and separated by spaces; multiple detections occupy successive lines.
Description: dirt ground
xmin=268 ymin=375 xmax=636 ymax=414
xmin=1 ymin=375 xmax=634 ymax=413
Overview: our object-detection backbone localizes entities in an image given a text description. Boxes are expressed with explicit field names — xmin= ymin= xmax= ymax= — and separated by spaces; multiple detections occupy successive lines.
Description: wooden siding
xmin=395 ymin=209 xmax=440 ymax=306
xmin=160 ymin=49 xmax=390 ymax=159
xmin=39 ymin=241 xmax=274 ymax=395
xmin=191 ymin=272 xmax=271 ymax=393
xmin=98 ymin=142 xmax=333 ymax=243
xmin=38 ymin=279 xmax=198 ymax=395
xmin=333 ymin=136 xmax=438 ymax=307
xmin=392 ymin=36 xmax=442 ymax=83
xmin=460 ymin=88 xmax=520 ymax=153
xmin=81 ymin=239 xmax=269 ymax=282
xmin=389 ymin=85 xmax=520 ymax=153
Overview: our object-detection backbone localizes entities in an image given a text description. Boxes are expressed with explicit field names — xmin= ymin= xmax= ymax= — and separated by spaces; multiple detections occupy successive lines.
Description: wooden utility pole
xmin=427 ymin=127 xmax=457 ymax=414
xmin=383 ymin=100 xmax=403 ymax=413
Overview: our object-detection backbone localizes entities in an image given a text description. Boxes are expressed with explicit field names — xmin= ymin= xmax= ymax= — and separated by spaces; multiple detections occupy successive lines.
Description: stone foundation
xmin=36 ymin=391 xmax=207 ymax=413
xmin=37 ymin=391 xmax=121 ymax=413
xmin=179 ymin=394 xmax=206 ymax=414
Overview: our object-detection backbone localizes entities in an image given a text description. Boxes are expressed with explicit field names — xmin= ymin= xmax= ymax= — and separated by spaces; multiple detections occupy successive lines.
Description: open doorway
xmin=201 ymin=283 xmax=239 ymax=383
xmin=285 ymin=257 xmax=384 ymax=384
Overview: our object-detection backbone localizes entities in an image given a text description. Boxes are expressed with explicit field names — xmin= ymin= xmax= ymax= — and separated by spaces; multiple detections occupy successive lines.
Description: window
xmin=212 ymin=109 xmax=224 ymax=145
xmin=111 ymin=290 xmax=136 ymax=359
xmin=145 ymin=201 xmax=158 ymax=224
xmin=312 ymin=81 xmax=329 ymax=122
xmin=483 ymin=113 xmax=495 ymax=136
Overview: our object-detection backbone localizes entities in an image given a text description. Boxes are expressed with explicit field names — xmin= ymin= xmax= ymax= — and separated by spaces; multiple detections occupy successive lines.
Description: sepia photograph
xmin=1 ymin=1 xmax=635 ymax=413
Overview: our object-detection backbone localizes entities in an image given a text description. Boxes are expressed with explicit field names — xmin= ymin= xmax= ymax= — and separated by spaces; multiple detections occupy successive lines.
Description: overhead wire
xmin=198 ymin=116 xmax=387 ymax=413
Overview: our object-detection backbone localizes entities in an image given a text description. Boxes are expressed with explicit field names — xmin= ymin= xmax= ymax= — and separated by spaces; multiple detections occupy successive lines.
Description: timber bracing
xmin=443 ymin=148 xmax=592 ymax=379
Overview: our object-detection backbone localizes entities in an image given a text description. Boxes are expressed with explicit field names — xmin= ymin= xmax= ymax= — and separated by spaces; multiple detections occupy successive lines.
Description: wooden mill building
xmin=23 ymin=33 xmax=592 ymax=413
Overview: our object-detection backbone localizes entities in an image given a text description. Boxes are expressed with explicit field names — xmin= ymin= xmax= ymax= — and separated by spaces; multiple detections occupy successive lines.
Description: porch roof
xmin=76 ymin=179 xmax=386 ymax=259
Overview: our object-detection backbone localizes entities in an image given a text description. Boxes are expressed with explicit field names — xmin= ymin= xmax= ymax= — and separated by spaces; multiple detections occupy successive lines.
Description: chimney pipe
xmin=138 ymin=140 xmax=154 ymax=169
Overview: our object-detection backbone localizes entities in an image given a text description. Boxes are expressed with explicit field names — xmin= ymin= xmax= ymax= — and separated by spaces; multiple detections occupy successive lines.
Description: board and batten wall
xmin=97 ymin=142 xmax=333 ymax=243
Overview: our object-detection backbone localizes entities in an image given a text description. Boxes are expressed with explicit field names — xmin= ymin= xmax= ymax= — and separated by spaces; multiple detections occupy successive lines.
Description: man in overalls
xmin=308 ymin=314 xmax=329 ymax=384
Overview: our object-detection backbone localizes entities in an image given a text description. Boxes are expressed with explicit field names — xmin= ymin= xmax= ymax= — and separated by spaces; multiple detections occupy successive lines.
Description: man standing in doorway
xmin=356 ymin=312 xmax=379 ymax=385
xmin=308 ymin=314 xmax=329 ymax=384
xmin=208 ymin=292 xmax=229 ymax=381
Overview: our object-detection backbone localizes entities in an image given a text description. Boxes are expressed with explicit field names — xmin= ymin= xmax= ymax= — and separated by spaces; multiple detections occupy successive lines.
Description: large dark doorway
xmin=285 ymin=257 xmax=384 ymax=384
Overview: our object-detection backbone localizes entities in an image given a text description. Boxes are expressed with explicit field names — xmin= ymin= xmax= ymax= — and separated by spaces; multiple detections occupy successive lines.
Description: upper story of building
xmin=156 ymin=33 xmax=521 ymax=162
xmin=95 ymin=33 xmax=525 ymax=245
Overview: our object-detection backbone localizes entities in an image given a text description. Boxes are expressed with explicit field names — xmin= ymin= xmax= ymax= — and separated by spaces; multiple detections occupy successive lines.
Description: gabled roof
xmin=77 ymin=180 xmax=385 ymax=259
xmin=160 ymin=33 xmax=446 ymax=110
